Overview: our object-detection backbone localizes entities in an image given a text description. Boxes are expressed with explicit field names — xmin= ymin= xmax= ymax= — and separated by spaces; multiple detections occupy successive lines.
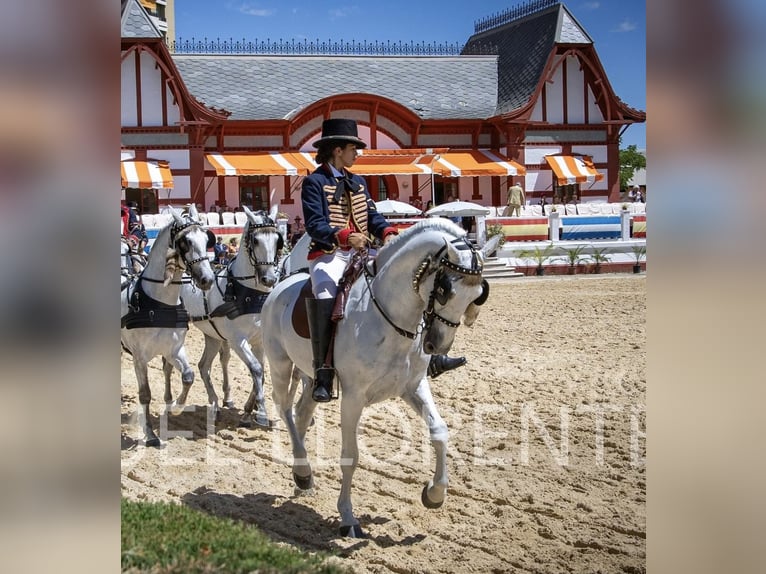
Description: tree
xmin=619 ymin=145 xmax=646 ymax=190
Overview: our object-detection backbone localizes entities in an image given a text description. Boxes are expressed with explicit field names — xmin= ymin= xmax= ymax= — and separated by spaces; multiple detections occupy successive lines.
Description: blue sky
xmin=175 ymin=1 xmax=646 ymax=149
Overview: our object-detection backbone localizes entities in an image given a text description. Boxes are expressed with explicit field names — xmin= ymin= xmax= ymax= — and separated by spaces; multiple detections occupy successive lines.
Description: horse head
xmin=241 ymin=205 xmax=283 ymax=288
xmin=406 ymin=221 xmax=488 ymax=354
xmin=164 ymin=207 xmax=215 ymax=289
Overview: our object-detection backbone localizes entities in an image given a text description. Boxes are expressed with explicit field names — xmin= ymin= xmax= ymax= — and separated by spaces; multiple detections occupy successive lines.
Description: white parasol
xmin=426 ymin=201 xmax=491 ymax=217
xmin=374 ymin=199 xmax=423 ymax=216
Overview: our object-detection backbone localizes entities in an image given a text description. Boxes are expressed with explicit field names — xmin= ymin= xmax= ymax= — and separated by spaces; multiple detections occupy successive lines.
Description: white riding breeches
xmin=309 ymin=250 xmax=351 ymax=299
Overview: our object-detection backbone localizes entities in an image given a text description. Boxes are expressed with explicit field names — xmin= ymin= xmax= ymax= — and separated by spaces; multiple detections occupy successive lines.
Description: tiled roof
xmin=121 ymin=0 xmax=162 ymax=39
xmin=172 ymin=55 xmax=499 ymax=121
xmin=463 ymin=3 xmax=590 ymax=115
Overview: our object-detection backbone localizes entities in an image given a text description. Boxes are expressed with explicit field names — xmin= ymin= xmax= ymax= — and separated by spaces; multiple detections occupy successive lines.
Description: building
xmin=123 ymin=0 xmax=174 ymax=43
xmin=120 ymin=0 xmax=644 ymax=217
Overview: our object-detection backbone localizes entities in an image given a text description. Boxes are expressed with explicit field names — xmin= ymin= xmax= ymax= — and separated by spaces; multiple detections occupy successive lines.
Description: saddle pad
xmin=291 ymin=279 xmax=313 ymax=339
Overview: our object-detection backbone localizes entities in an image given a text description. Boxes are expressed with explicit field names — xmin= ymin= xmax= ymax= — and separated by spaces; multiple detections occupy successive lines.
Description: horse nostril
xmin=424 ymin=341 xmax=435 ymax=354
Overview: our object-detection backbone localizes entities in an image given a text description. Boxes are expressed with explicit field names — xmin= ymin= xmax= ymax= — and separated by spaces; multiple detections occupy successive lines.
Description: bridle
xmin=363 ymin=236 xmax=486 ymax=340
xmin=227 ymin=214 xmax=283 ymax=282
xmin=138 ymin=216 xmax=211 ymax=287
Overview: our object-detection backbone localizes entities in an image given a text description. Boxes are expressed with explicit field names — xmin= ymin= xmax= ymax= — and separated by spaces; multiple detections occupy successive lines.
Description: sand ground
xmin=121 ymin=274 xmax=646 ymax=574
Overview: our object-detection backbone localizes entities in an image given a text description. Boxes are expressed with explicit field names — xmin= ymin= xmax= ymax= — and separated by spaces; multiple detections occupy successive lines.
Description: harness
xmin=187 ymin=214 xmax=281 ymax=329
xmin=362 ymin=236 xmax=484 ymax=340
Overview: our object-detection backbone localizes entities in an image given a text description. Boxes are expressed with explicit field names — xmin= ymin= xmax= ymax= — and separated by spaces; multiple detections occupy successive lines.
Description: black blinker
xmin=206 ymin=230 xmax=216 ymax=249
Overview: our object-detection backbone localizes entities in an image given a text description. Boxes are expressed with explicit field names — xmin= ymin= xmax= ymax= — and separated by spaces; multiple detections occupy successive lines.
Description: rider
xmin=302 ymin=118 xmax=466 ymax=403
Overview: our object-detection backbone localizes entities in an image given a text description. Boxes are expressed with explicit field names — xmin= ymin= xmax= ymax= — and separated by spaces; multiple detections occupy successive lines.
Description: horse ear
xmin=243 ymin=205 xmax=254 ymax=218
xmin=169 ymin=206 xmax=183 ymax=225
xmin=481 ymin=235 xmax=501 ymax=258
xmin=269 ymin=204 xmax=279 ymax=221
xmin=188 ymin=203 xmax=199 ymax=220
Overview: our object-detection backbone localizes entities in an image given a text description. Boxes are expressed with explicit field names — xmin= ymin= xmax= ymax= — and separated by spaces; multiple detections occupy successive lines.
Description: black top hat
xmin=312 ymin=118 xmax=367 ymax=149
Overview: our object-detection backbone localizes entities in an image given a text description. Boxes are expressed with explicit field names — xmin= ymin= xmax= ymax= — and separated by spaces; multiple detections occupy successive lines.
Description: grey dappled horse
xmin=121 ymin=206 xmax=215 ymax=447
xmin=261 ymin=218 xmax=489 ymax=537
xmin=176 ymin=205 xmax=283 ymax=427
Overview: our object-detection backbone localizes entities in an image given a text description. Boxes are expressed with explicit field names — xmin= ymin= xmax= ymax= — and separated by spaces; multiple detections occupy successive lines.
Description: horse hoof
xmin=339 ymin=524 xmax=366 ymax=538
xmin=145 ymin=437 xmax=161 ymax=448
xmin=293 ymin=472 xmax=313 ymax=490
xmin=237 ymin=418 xmax=253 ymax=428
xmin=421 ymin=485 xmax=444 ymax=509
xmin=223 ymin=400 xmax=235 ymax=409
xmin=254 ymin=413 xmax=270 ymax=428
xmin=168 ymin=402 xmax=185 ymax=416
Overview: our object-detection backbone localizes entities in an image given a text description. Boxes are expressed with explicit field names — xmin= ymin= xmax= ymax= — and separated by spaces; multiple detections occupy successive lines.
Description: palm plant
xmin=631 ymin=244 xmax=646 ymax=273
xmin=557 ymin=245 xmax=588 ymax=275
xmin=519 ymin=243 xmax=556 ymax=276
xmin=586 ymin=247 xmax=612 ymax=274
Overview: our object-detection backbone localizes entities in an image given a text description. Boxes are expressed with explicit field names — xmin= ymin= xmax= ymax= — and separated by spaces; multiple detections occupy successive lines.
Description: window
xmin=239 ymin=176 xmax=269 ymax=211
xmin=553 ymin=183 xmax=580 ymax=204
xmin=124 ymin=188 xmax=158 ymax=214
xmin=377 ymin=177 xmax=388 ymax=201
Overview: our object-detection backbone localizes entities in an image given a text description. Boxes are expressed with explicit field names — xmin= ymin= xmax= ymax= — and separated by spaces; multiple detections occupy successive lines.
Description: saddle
xmin=290 ymin=250 xmax=369 ymax=340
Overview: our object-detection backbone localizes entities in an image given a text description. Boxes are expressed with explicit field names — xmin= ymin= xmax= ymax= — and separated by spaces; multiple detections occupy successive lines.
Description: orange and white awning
xmin=352 ymin=148 xmax=441 ymax=175
xmin=206 ymin=153 xmax=310 ymax=176
xmin=435 ymin=150 xmax=526 ymax=177
xmin=544 ymin=155 xmax=604 ymax=185
xmin=120 ymin=160 xmax=173 ymax=189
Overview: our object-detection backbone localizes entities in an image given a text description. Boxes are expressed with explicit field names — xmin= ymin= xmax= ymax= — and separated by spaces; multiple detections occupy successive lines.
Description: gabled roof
xmin=172 ymin=55 xmax=499 ymax=121
xmin=462 ymin=2 xmax=591 ymax=116
xmin=121 ymin=0 xmax=162 ymax=39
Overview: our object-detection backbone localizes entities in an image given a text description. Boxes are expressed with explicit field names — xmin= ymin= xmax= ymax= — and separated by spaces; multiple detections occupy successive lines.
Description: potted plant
xmin=586 ymin=247 xmax=612 ymax=274
xmin=519 ymin=243 xmax=556 ymax=276
xmin=631 ymin=244 xmax=646 ymax=273
xmin=484 ymin=224 xmax=506 ymax=257
xmin=557 ymin=244 xmax=588 ymax=275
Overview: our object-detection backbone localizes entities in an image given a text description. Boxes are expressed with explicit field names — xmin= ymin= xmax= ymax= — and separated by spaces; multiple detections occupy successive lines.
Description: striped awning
xmin=120 ymin=160 xmax=173 ymax=189
xmin=435 ymin=150 xmax=526 ymax=177
xmin=352 ymin=148 xmax=440 ymax=175
xmin=544 ymin=155 xmax=604 ymax=185
xmin=206 ymin=153 xmax=311 ymax=176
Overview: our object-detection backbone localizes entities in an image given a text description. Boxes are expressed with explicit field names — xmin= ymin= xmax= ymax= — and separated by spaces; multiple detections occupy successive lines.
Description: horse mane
xmin=376 ymin=218 xmax=465 ymax=267
xmin=382 ymin=218 xmax=465 ymax=249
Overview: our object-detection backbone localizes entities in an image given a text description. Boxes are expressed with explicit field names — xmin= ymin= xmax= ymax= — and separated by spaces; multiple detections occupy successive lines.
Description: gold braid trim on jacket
xmin=323 ymin=184 xmax=370 ymax=235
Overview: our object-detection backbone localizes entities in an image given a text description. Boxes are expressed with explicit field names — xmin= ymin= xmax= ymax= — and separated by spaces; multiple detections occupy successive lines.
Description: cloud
xmin=328 ymin=6 xmax=359 ymax=21
xmin=582 ymin=2 xmax=600 ymax=9
xmin=237 ymin=3 xmax=274 ymax=17
xmin=613 ymin=19 xmax=637 ymax=33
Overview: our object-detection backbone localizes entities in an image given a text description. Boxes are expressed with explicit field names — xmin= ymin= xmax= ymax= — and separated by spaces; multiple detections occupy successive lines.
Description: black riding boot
xmin=306 ymin=298 xmax=336 ymax=402
xmin=428 ymin=354 xmax=467 ymax=378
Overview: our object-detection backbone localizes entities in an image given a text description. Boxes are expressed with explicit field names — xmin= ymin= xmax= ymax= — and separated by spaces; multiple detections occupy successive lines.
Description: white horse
xmin=121 ymin=205 xmax=216 ymax=447
xmin=261 ymin=218 xmax=490 ymax=537
xmin=175 ymin=205 xmax=282 ymax=427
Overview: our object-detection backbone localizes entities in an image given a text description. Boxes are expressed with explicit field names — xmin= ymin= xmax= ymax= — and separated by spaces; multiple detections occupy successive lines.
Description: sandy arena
xmin=121 ymin=274 xmax=646 ymax=573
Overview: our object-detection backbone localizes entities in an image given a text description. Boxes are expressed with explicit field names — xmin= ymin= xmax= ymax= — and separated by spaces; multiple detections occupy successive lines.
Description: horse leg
xmin=133 ymin=359 xmax=160 ymax=447
xmin=167 ymin=347 xmax=197 ymax=418
xmin=239 ymin=334 xmax=268 ymax=428
xmin=161 ymin=357 xmax=178 ymax=415
xmin=218 ymin=342 xmax=234 ymax=408
xmin=270 ymin=359 xmax=314 ymax=489
xmin=197 ymin=334 xmax=223 ymax=421
xmin=338 ymin=395 xmax=366 ymax=538
xmin=402 ymin=377 xmax=449 ymax=509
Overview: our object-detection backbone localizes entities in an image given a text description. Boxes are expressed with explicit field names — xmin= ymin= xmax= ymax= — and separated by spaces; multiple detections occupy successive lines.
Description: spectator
xmin=506 ymin=181 xmax=525 ymax=216
xmin=213 ymin=236 xmax=228 ymax=265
